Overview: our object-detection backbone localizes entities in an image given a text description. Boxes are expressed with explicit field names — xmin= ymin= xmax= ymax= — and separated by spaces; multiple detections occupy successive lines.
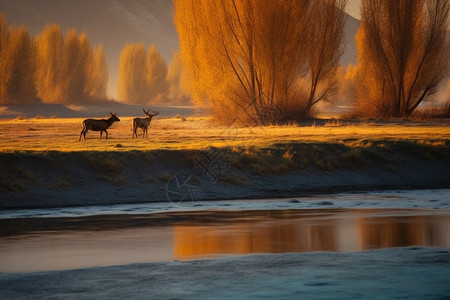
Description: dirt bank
xmin=1 ymin=140 xmax=449 ymax=210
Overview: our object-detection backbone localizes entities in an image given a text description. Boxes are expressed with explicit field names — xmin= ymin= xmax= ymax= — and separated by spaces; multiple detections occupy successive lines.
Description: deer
xmin=79 ymin=112 xmax=120 ymax=141
xmin=133 ymin=108 xmax=159 ymax=139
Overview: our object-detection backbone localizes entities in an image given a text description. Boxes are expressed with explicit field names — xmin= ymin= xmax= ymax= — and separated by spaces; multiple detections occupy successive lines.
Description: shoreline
xmin=1 ymin=144 xmax=449 ymax=210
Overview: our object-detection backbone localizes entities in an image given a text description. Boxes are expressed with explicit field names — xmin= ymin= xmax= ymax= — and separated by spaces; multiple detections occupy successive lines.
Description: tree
xmin=336 ymin=63 xmax=358 ymax=105
xmin=355 ymin=0 xmax=450 ymax=118
xmin=85 ymin=45 xmax=108 ymax=100
xmin=62 ymin=30 xmax=93 ymax=103
xmin=146 ymin=44 xmax=168 ymax=103
xmin=174 ymin=0 xmax=348 ymax=123
xmin=118 ymin=43 xmax=170 ymax=105
xmin=166 ymin=52 xmax=190 ymax=105
xmin=118 ymin=43 xmax=148 ymax=104
xmin=304 ymin=0 xmax=347 ymax=114
xmin=35 ymin=23 xmax=64 ymax=103
xmin=175 ymin=0 xmax=320 ymax=124
xmin=447 ymin=78 xmax=450 ymax=99
xmin=0 ymin=15 xmax=37 ymax=104
xmin=35 ymin=26 xmax=107 ymax=104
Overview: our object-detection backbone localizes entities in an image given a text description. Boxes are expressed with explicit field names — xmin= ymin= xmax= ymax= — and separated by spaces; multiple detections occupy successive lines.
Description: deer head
xmin=110 ymin=112 xmax=120 ymax=122
xmin=143 ymin=108 xmax=159 ymax=118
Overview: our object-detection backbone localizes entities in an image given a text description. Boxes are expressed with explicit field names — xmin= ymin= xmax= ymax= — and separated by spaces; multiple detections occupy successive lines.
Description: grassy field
xmin=0 ymin=116 xmax=449 ymax=208
xmin=0 ymin=116 xmax=449 ymax=152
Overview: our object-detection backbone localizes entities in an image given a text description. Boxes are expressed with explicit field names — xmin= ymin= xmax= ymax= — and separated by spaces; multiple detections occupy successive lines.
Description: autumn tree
xmin=85 ymin=45 xmax=108 ymax=100
xmin=447 ymin=78 xmax=450 ymax=99
xmin=118 ymin=43 xmax=149 ymax=104
xmin=174 ymin=0 xmax=347 ymax=123
xmin=35 ymin=23 xmax=64 ymax=103
xmin=0 ymin=15 xmax=37 ymax=104
xmin=34 ymin=25 xmax=108 ymax=104
xmin=166 ymin=52 xmax=190 ymax=105
xmin=175 ymin=0 xmax=315 ymax=124
xmin=304 ymin=0 xmax=347 ymax=114
xmin=355 ymin=0 xmax=450 ymax=118
xmin=336 ymin=63 xmax=358 ymax=105
xmin=118 ymin=43 xmax=169 ymax=104
xmin=146 ymin=44 xmax=168 ymax=103
xmin=61 ymin=30 xmax=91 ymax=103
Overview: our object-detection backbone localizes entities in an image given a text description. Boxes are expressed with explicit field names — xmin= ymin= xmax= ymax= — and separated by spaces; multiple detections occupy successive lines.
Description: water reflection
xmin=0 ymin=209 xmax=449 ymax=272
xmin=356 ymin=215 xmax=449 ymax=250
xmin=173 ymin=212 xmax=450 ymax=260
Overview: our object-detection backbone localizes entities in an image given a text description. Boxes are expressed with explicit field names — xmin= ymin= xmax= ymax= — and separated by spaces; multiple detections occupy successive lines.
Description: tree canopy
xmin=355 ymin=0 xmax=449 ymax=117
xmin=174 ymin=0 xmax=347 ymax=124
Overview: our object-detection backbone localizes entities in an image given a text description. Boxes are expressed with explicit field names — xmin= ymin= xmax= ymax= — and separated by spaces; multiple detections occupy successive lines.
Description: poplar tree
xmin=35 ymin=23 xmax=64 ymax=103
xmin=304 ymin=0 xmax=347 ymax=113
xmin=166 ymin=52 xmax=190 ymax=105
xmin=0 ymin=15 xmax=36 ymax=104
xmin=356 ymin=0 xmax=449 ymax=117
xmin=174 ymin=0 xmax=347 ymax=123
xmin=85 ymin=45 xmax=108 ymax=100
xmin=118 ymin=43 xmax=169 ymax=104
xmin=118 ymin=43 xmax=148 ymax=104
xmin=146 ymin=44 xmax=168 ymax=103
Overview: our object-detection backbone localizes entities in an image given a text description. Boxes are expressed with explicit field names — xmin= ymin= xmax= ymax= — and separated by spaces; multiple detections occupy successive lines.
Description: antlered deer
xmin=133 ymin=108 xmax=159 ymax=138
xmin=79 ymin=112 xmax=120 ymax=141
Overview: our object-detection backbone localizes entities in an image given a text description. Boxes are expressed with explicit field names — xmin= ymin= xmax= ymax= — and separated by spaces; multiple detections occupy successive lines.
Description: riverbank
xmin=0 ymin=138 xmax=449 ymax=209
xmin=1 ymin=117 xmax=449 ymax=209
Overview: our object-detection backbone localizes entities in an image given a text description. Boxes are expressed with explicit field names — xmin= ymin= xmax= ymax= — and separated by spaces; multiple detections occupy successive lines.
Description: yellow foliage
xmin=0 ymin=15 xmax=36 ymax=104
xmin=118 ymin=43 xmax=169 ymax=104
xmin=355 ymin=0 xmax=449 ymax=118
xmin=174 ymin=0 xmax=347 ymax=124
xmin=118 ymin=43 xmax=147 ymax=104
xmin=0 ymin=17 xmax=109 ymax=105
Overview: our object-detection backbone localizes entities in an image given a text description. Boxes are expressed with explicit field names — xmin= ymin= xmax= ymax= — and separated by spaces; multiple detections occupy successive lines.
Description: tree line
xmin=0 ymin=14 xmax=188 ymax=106
xmin=118 ymin=43 xmax=189 ymax=105
xmin=174 ymin=0 xmax=449 ymax=122
xmin=0 ymin=16 xmax=108 ymax=105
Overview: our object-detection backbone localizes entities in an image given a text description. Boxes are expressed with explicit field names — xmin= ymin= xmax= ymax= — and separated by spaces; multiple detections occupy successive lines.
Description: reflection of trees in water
xmin=173 ymin=220 xmax=339 ymax=259
xmin=356 ymin=215 xmax=447 ymax=250
xmin=173 ymin=213 xmax=450 ymax=259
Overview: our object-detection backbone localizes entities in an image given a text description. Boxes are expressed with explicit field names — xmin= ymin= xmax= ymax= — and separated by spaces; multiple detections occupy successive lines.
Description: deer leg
xmin=82 ymin=129 xmax=88 ymax=141
xmin=79 ymin=124 xmax=86 ymax=141
xmin=105 ymin=130 xmax=108 ymax=139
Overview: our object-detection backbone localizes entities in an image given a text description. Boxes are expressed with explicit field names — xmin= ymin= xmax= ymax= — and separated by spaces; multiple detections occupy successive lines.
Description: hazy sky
xmin=346 ymin=0 xmax=361 ymax=20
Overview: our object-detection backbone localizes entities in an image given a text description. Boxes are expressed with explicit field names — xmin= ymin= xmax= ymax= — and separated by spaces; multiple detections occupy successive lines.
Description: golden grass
xmin=0 ymin=117 xmax=449 ymax=153
xmin=0 ymin=117 xmax=448 ymax=194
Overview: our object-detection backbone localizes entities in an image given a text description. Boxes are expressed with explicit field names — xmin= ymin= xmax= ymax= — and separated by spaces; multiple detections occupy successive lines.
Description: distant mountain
xmin=1 ymin=0 xmax=359 ymax=99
